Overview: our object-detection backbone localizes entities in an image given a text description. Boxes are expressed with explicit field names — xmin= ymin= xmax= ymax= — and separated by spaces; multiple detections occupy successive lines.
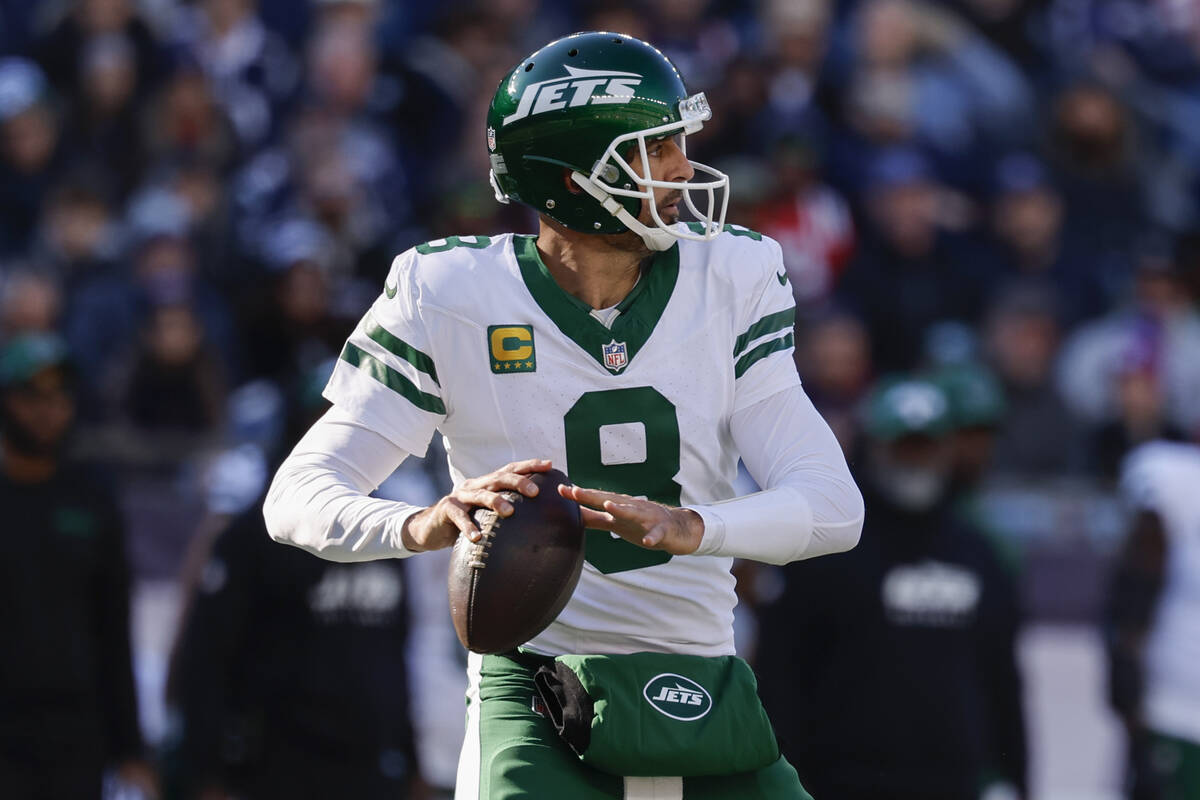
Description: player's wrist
xmin=674 ymin=507 xmax=704 ymax=554
xmin=400 ymin=507 xmax=433 ymax=552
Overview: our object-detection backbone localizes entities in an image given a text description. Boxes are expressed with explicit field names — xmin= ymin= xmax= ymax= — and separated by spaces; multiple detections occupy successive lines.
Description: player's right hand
xmin=400 ymin=458 xmax=553 ymax=552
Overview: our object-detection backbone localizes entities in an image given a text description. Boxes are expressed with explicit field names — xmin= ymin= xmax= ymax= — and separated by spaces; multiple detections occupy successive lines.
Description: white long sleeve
xmin=266 ymin=386 xmax=863 ymax=566
xmin=263 ymin=406 xmax=423 ymax=561
xmin=689 ymin=384 xmax=864 ymax=565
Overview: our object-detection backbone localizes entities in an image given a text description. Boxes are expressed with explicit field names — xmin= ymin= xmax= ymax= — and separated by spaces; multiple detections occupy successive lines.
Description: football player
xmin=1107 ymin=441 xmax=1200 ymax=800
xmin=264 ymin=32 xmax=864 ymax=799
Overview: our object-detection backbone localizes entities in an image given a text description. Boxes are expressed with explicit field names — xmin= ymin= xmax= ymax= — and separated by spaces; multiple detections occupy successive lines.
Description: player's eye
xmin=648 ymin=134 xmax=683 ymax=158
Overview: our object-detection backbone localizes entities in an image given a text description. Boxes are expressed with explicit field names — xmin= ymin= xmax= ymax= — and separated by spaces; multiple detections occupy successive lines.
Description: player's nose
xmin=664 ymin=138 xmax=694 ymax=183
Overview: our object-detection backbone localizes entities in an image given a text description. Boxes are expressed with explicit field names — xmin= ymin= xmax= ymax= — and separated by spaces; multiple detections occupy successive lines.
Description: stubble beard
xmin=600 ymin=191 xmax=683 ymax=254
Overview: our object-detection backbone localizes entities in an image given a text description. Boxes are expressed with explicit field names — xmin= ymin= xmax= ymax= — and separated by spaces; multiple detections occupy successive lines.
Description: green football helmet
xmin=486 ymin=31 xmax=728 ymax=251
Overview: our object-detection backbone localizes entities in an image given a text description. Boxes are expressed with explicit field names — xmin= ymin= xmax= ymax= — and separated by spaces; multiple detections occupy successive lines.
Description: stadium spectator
xmin=34 ymin=0 xmax=164 ymax=199
xmin=1058 ymin=238 xmax=1200 ymax=439
xmin=578 ymin=0 xmax=651 ymax=46
xmin=237 ymin=218 xmax=350 ymax=385
xmin=984 ymin=152 xmax=1117 ymax=327
xmin=752 ymin=135 xmax=855 ymax=308
xmin=54 ymin=188 xmax=234 ymax=419
xmin=33 ymin=0 xmax=162 ymax=105
xmin=689 ymin=55 xmax=771 ymax=164
xmin=311 ymin=0 xmax=381 ymax=33
xmin=795 ymin=311 xmax=873 ymax=453
xmin=648 ymin=0 xmax=739 ymax=92
xmin=114 ymin=301 xmax=227 ymax=436
xmin=1047 ymin=83 xmax=1144 ymax=267
xmin=755 ymin=375 xmax=1027 ymax=800
xmin=0 ymin=58 xmax=65 ymax=257
xmin=950 ymin=0 xmax=1049 ymax=76
xmin=158 ymin=159 xmax=239 ymax=291
xmin=0 ymin=270 xmax=60 ymax=337
xmin=984 ymin=285 xmax=1086 ymax=477
xmin=837 ymin=147 xmax=989 ymax=370
xmin=757 ymin=0 xmax=834 ymax=137
xmin=173 ymin=0 xmax=300 ymax=153
xmin=383 ymin=8 xmax=511 ymax=213
xmin=141 ymin=62 xmax=239 ymax=173
xmin=37 ymin=171 xmax=122 ymax=284
xmin=59 ymin=34 xmax=146 ymax=198
xmin=0 ymin=333 xmax=157 ymax=798
xmin=233 ymin=105 xmax=417 ymax=287
xmin=830 ymin=0 xmax=1033 ymax=177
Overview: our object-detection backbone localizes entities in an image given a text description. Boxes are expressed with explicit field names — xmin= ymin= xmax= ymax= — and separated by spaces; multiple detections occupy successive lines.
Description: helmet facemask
xmin=568 ymin=92 xmax=729 ymax=251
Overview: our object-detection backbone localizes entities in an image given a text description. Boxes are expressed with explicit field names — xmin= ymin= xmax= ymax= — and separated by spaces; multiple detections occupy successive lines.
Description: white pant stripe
xmin=453 ymin=652 xmax=484 ymax=800
xmin=624 ymin=776 xmax=684 ymax=799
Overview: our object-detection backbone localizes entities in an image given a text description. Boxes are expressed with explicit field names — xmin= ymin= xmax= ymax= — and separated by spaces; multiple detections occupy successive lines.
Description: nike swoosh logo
xmin=384 ymin=282 xmax=397 ymax=299
xmin=776 ymin=271 xmax=788 ymax=286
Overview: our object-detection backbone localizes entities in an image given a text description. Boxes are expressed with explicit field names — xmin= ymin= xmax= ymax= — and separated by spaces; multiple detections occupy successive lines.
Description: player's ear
xmin=563 ymin=168 xmax=583 ymax=194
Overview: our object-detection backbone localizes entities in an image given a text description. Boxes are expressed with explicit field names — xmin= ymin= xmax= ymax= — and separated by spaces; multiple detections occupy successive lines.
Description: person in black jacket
xmin=756 ymin=375 xmax=1027 ymax=800
xmin=162 ymin=365 xmax=420 ymax=800
xmin=0 ymin=333 xmax=156 ymax=798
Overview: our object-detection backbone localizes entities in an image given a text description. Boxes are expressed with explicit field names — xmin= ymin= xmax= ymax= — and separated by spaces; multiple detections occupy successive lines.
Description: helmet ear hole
xmin=562 ymin=169 xmax=583 ymax=194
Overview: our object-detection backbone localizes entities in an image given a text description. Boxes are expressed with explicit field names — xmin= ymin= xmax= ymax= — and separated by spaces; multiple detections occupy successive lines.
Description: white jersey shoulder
xmin=677 ymin=223 xmax=786 ymax=296
xmin=1120 ymin=441 xmax=1200 ymax=524
xmin=679 ymin=222 xmax=783 ymax=270
xmin=392 ymin=227 xmax=786 ymax=312
xmin=383 ymin=234 xmax=514 ymax=311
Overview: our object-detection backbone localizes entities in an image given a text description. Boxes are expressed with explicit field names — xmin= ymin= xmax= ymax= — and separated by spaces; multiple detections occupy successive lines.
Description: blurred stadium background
xmin=3 ymin=0 xmax=1200 ymax=797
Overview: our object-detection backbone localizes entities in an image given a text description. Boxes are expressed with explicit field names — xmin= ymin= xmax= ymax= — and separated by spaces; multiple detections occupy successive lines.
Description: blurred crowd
xmin=2 ymin=0 xmax=1200 ymax=797
xmin=0 ymin=0 xmax=1196 ymax=498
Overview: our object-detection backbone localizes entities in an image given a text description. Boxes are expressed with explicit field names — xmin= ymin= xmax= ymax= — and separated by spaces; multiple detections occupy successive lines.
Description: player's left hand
xmin=557 ymin=484 xmax=704 ymax=555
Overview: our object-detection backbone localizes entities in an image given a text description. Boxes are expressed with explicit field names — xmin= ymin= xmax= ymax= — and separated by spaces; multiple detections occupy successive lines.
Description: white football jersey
xmin=1121 ymin=441 xmax=1200 ymax=743
xmin=323 ymin=227 xmax=799 ymax=656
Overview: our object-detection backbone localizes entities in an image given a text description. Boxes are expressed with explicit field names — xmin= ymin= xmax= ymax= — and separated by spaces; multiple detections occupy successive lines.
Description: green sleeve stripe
xmin=734 ymin=306 xmax=796 ymax=357
xmin=363 ymin=312 xmax=439 ymax=385
xmin=340 ymin=343 xmax=446 ymax=415
xmin=734 ymin=332 xmax=794 ymax=379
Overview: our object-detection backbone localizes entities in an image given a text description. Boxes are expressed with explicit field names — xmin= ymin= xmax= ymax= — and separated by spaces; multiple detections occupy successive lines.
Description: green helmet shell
xmin=487 ymin=32 xmax=693 ymax=234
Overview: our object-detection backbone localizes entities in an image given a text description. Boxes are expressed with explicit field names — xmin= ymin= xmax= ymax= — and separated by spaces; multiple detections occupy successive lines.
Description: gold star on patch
xmin=524 ymin=361 xmax=533 ymax=368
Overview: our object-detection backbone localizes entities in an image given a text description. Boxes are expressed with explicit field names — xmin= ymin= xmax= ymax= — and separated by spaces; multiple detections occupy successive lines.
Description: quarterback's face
xmin=628 ymin=134 xmax=695 ymax=225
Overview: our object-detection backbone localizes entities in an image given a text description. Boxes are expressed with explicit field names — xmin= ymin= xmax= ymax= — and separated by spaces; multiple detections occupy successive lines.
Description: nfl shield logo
xmin=487 ymin=126 xmax=497 ymax=152
xmin=602 ymin=340 xmax=628 ymax=372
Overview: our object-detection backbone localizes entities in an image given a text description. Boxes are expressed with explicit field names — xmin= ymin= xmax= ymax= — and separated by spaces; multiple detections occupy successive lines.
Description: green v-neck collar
xmin=513 ymin=234 xmax=679 ymax=374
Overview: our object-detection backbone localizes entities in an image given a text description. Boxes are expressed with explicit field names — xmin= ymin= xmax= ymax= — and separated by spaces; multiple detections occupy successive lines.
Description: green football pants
xmin=454 ymin=651 xmax=814 ymax=799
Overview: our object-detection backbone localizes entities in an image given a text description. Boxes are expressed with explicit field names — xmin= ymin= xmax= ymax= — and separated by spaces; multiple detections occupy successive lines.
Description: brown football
xmin=447 ymin=468 xmax=585 ymax=654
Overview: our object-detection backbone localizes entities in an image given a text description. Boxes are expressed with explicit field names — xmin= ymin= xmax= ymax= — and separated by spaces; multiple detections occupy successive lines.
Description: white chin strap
xmin=568 ymin=92 xmax=730 ymax=252
xmin=570 ymin=171 xmax=679 ymax=251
